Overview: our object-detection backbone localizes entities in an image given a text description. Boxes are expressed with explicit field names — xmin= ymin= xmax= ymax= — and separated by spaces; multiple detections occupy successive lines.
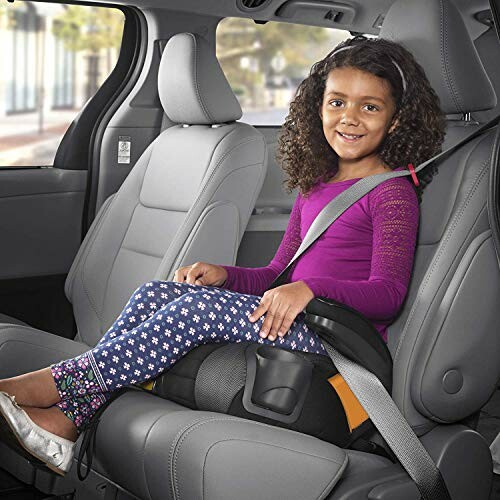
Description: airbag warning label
xmin=118 ymin=136 xmax=131 ymax=164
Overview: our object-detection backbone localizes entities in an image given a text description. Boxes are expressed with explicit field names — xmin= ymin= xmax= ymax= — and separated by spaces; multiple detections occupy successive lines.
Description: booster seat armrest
xmin=304 ymin=296 xmax=393 ymax=392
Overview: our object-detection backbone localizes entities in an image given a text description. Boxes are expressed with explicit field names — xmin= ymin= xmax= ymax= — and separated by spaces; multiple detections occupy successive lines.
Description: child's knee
xmin=176 ymin=289 xmax=209 ymax=303
xmin=135 ymin=280 xmax=175 ymax=295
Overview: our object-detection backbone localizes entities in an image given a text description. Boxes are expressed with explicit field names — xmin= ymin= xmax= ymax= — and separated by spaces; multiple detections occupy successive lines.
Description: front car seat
xmin=0 ymin=31 xmax=267 ymax=487
xmin=51 ymin=1 xmax=500 ymax=499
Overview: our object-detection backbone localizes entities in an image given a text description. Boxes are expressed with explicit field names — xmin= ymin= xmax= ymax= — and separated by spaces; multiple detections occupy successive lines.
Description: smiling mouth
xmin=337 ymin=131 xmax=364 ymax=142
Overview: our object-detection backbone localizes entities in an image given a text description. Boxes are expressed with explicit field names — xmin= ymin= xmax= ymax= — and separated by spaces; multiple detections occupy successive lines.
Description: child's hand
xmin=173 ymin=262 xmax=228 ymax=287
xmin=248 ymin=281 xmax=315 ymax=341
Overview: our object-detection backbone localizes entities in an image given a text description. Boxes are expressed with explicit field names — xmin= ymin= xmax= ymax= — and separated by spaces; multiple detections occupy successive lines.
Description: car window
xmin=216 ymin=17 xmax=351 ymax=126
xmin=0 ymin=2 xmax=124 ymax=167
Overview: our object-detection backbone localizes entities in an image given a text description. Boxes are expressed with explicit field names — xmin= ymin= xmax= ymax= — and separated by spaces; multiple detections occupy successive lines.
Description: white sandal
xmin=0 ymin=391 xmax=75 ymax=475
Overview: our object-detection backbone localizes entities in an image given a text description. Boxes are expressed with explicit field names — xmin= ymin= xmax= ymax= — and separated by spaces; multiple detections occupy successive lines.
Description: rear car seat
xmin=57 ymin=1 xmax=500 ymax=499
xmin=473 ymin=26 xmax=500 ymax=123
xmin=0 ymin=30 xmax=267 ymax=484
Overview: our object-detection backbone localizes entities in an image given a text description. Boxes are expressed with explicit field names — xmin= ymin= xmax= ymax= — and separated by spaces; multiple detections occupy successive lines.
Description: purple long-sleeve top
xmin=220 ymin=168 xmax=420 ymax=342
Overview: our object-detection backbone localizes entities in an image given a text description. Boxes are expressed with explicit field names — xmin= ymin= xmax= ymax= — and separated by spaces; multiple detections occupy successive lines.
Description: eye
xmin=329 ymin=99 xmax=344 ymax=107
xmin=363 ymin=104 xmax=379 ymax=112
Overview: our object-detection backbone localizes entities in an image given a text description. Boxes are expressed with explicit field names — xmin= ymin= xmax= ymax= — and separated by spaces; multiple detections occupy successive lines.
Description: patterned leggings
xmin=51 ymin=281 xmax=327 ymax=431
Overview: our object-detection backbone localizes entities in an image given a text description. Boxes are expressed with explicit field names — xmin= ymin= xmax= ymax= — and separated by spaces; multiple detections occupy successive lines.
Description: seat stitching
xmin=170 ymin=415 xmax=344 ymax=499
xmin=187 ymin=33 xmax=213 ymax=123
xmin=169 ymin=417 xmax=212 ymax=500
xmin=138 ymin=160 xmax=263 ymax=211
xmin=440 ymin=0 xmax=463 ymax=113
xmin=81 ymin=147 xmax=152 ymax=337
xmin=317 ymin=453 xmax=350 ymax=499
xmin=143 ymin=128 xmax=241 ymax=279
xmin=75 ymin=195 xmax=119 ymax=321
xmin=165 ymin=162 xmax=264 ymax=267
xmin=66 ymin=194 xmax=115 ymax=300
xmin=403 ymin=205 xmax=488 ymax=421
xmin=395 ymin=159 xmax=488 ymax=362
xmin=99 ymin=202 xmax=141 ymax=329
xmin=141 ymin=413 xmax=167 ymax=500
xmin=394 ymin=133 xmax=491 ymax=360
xmin=394 ymin=156 xmax=488 ymax=360
xmin=417 ymin=227 xmax=491 ymax=420
xmin=0 ymin=338 xmax=88 ymax=357
xmin=98 ymin=145 xmax=157 ymax=317
xmin=201 ymin=438 xmax=346 ymax=500
xmin=176 ymin=418 xmax=346 ymax=460
xmin=394 ymin=157 xmax=489 ymax=415
xmin=176 ymin=138 xmax=265 ymax=224
xmin=141 ymin=126 xmax=239 ymax=216
xmin=168 ymin=139 xmax=264 ymax=266
xmin=121 ymin=245 xmax=165 ymax=260
xmin=154 ymin=136 xmax=265 ymax=278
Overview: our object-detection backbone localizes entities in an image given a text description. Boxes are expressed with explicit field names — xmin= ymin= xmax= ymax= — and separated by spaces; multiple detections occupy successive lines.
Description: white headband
xmin=331 ymin=45 xmax=407 ymax=94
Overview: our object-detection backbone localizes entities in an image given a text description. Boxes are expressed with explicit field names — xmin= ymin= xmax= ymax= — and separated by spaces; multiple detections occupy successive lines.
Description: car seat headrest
xmin=158 ymin=32 xmax=242 ymax=125
xmin=380 ymin=0 xmax=497 ymax=115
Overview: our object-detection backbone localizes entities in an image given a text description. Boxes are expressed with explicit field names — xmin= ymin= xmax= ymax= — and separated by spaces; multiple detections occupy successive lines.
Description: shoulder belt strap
xmin=267 ymin=114 xmax=500 ymax=291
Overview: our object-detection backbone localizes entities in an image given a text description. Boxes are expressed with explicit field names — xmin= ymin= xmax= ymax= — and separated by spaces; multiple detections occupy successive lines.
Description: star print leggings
xmin=50 ymin=280 xmax=327 ymax=431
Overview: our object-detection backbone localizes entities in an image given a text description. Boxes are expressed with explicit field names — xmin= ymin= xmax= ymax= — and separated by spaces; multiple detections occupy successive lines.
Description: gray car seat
xmin=0 ymin=33 xmax=267 ymax=343
xmin=44 ymin=1 xmax=499 ymax=499
xmin=0 ymin=30 xmax=267 ymax=485
xmin=473 ymin=26 xmax=500 ymax=123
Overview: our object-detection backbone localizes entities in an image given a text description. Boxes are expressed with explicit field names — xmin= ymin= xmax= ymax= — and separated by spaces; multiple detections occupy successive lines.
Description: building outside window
xmin=53 ymin=22 xmax=76 ymax=109
xmin=0 ymin=1 xmax=124 ymax=167
xmin=216 ymin=18 xmax=351 ymax=126
xmin=6 ymin=3 xmax=39 ymax=114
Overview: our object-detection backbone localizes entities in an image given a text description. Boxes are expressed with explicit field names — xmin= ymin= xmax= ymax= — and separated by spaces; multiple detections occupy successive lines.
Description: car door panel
xmin=0 ymin=168 xmax=86 ymax=280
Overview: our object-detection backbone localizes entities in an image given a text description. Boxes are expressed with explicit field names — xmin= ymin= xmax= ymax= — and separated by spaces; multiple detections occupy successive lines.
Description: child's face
xmin=319 ymin=67 xmax=398 ymax=166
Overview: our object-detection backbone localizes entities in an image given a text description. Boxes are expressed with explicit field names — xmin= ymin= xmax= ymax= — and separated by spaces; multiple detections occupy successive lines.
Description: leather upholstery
xmin=0 ymin=325 xmax=88 ymax=379
xmin=159 ymin=32 xmax=242 ymax=124
xmin=473 ymin=27 xmax=500 ymax=123
xmin=95 ymin=391 xmax=348 ymax=500
xmin=380 ymin=0 xmax=497 ymax=114
xmin=379 ymin=0 xmax=500 ymax=433
xmin=66 ymin=120 xmax=266 ymax=346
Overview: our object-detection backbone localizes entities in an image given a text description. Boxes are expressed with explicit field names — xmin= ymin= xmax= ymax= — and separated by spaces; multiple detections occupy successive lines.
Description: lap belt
xmin=322 ymin=344 xmax=449 ymax=499
xmin=265 ymin=113 xmax=500 ymax=500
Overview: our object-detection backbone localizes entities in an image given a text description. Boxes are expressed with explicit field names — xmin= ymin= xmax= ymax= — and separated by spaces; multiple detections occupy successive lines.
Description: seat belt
xmin=269 ymin=114 xmax=500 ymax=290
xmin=265 ymin=113 xmax=500 ymax=500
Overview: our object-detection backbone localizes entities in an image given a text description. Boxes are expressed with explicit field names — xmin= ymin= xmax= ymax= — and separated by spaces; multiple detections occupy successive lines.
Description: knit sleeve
xmin=219 ymin=193 xmax=303 ymax=296
xmin=300 ymin=179 xmax=419 ymax=320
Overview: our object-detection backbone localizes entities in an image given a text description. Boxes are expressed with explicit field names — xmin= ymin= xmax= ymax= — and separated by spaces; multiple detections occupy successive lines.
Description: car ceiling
xmin=50 ymin=0 xmax=494 ymax=39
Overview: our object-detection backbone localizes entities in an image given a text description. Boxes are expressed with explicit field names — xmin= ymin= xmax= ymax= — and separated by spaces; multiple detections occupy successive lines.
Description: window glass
xmin=0 ymin=2 xmax=124 ymax=167
xmin=216 ymin=18 xmax=351 ymax=126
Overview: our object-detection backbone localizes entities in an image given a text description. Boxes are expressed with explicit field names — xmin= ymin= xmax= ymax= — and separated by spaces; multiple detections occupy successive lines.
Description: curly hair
xmin=276 ymin=35 xmax=446 ymax=203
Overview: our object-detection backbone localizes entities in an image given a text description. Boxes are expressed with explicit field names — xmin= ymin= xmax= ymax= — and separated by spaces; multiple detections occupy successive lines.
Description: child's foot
xmin=0 ymin=368 xmax=61 ymax=407
xmin=23 ymin=406 xmax=78 ymax=442
xmin=0 ymin=393 xmax=76 ymax=475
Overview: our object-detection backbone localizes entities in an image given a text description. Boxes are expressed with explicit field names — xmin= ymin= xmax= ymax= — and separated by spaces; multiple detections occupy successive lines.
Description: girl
xmin=0 ymin=35 xmax=445 ymax=475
